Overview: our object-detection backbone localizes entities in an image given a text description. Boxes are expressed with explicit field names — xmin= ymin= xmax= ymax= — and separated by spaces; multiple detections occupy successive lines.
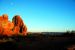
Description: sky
xmin=0 ymin=0 xmax=75 ymax=32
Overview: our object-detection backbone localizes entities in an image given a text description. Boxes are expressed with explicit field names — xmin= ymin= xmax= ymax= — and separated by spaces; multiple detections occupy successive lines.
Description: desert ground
xmin=0 ymin=32 xmax=75 ymax=50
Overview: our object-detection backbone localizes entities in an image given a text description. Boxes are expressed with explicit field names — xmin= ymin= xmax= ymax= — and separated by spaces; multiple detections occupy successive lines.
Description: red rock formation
xmin=22 ymin=25 xmax=27 ymax=35
xmin=3 ymin=14 xmax=8 ymax=22
xmin=13 ymin=26 xmax=20 ymax=35
xmin=0 ymin=14 xmax=27 ymax=36
xmin=0 ymin=14 xmax=14 ymax=36
xmin=0 ymin=16 xmax=3 ymax=35
xmin=0 ymin=24 xmax=3 ymax=35
xmin=12 ymin=15 xmax=27 ymax=36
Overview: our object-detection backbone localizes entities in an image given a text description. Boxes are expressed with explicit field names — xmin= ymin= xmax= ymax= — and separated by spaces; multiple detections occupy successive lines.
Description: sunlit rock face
xmin=0 ymin=14 xmax=14 ymax=36
xmin=0 ymin=14 xmax=27 ymax=36
xmin=12 ymin=15 xmax=27 ymax=36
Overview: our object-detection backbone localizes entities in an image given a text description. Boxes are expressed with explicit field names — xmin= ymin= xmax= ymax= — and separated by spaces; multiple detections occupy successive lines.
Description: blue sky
xmin=0 ymin=0 xmax=75 ymax=32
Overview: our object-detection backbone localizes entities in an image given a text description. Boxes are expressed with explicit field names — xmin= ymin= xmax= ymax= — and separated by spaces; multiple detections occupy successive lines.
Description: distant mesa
xmin=0 ymin=14 xmax=27 ymax=36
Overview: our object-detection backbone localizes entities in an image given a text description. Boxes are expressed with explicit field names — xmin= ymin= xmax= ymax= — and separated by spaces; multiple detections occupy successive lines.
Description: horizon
xmin=0 ymin=0 xmax=75 ymax=32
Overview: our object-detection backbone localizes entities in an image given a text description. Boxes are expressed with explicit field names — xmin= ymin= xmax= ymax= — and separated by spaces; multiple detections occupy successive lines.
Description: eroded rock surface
xmin=12 ymin=15 xmax=27 ymax=35
xmin=0 ymin=14 xmax=27 ymax=36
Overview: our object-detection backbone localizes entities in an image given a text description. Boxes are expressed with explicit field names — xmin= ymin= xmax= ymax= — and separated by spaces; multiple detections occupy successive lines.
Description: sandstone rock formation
xmin=0 ymin=14 xmax=14 ymax=36
xmin=12 ymin=15 xmax=27 ymax=36
xmin=0 ymin=14 xmax=27 ymax=36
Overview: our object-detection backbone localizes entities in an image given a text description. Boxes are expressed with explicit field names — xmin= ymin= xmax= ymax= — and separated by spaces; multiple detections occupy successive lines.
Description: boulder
xmin=12 ymin=15 xmax=27 ymax=35
xmin=1 ymin=14 xmax=14 ymax=36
